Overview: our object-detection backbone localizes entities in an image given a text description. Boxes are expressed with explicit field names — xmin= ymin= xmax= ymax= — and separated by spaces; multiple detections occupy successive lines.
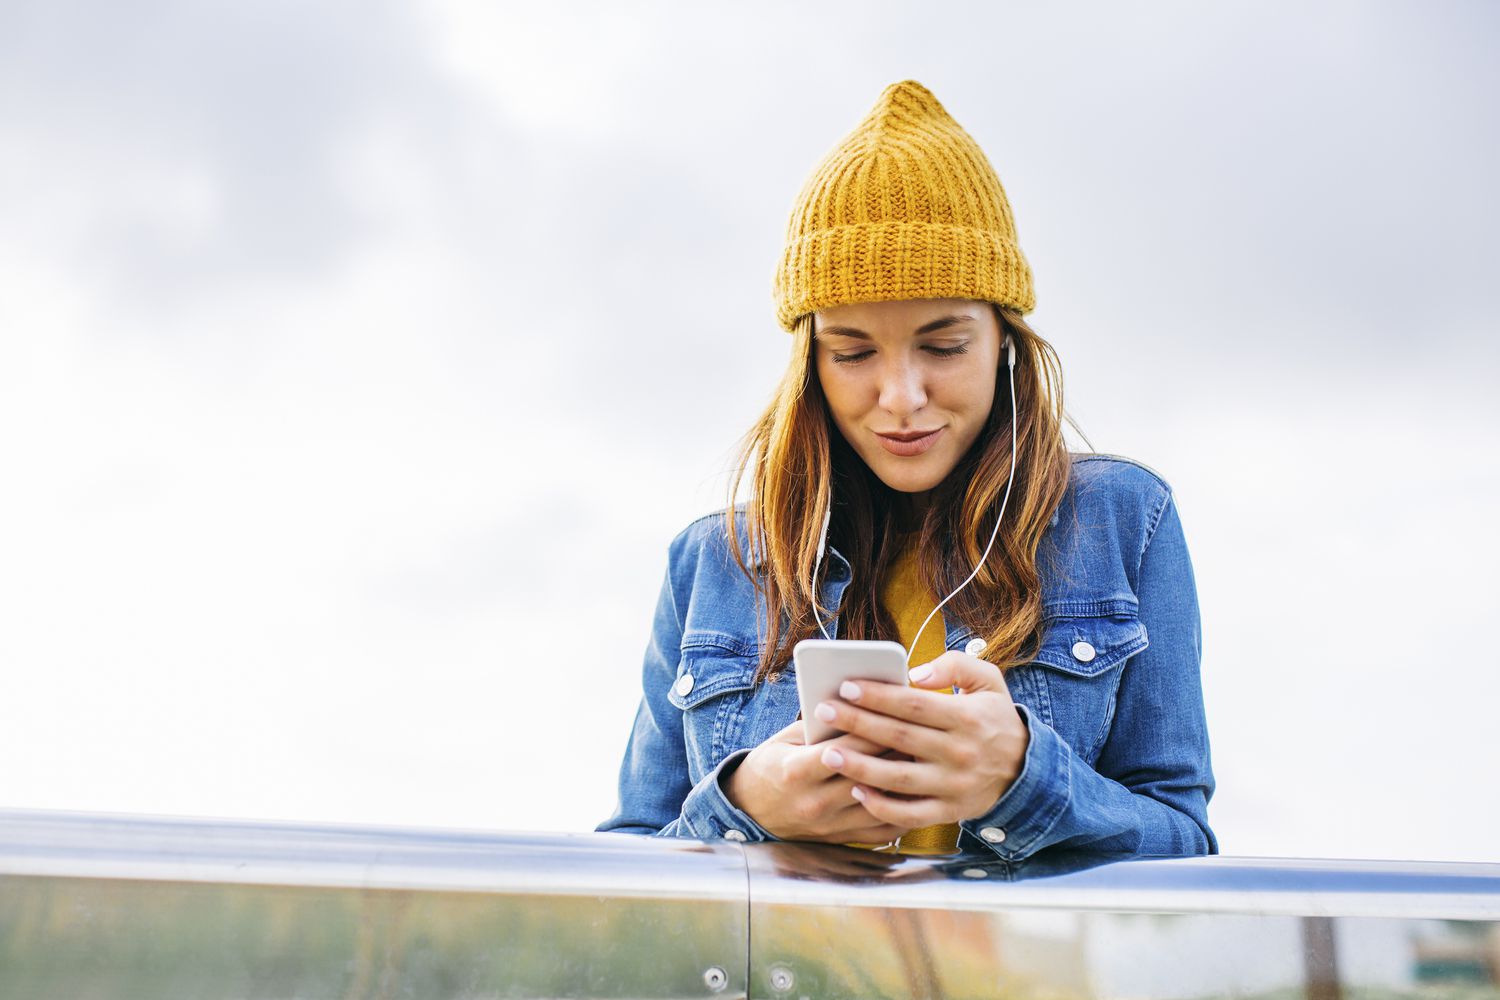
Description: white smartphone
xmin=793 ymin=639 xmax=911 ymax=744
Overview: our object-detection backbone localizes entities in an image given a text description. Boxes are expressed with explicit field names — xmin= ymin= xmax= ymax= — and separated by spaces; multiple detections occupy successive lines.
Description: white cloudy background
xmin=1 ymin=1 xmax=1495 ymax=863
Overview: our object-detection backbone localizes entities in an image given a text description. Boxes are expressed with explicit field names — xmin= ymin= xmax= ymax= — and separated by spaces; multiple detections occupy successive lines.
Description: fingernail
xmin=814 ymin=702 xmax=836 ymax=723
xmin=839 ymin=680 xmax=861 ymax=701
xmin=850 ymin=786 xmax=866 ymax=802
xmin=822 ymin=747 xmax=844 ymax=768
xmin=908 ymin=665 xmax=932 ymax=682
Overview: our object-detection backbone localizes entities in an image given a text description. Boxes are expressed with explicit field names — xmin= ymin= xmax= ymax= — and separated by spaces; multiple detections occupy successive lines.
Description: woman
xmin=596 ymin=80 xmax=1216 ymax=860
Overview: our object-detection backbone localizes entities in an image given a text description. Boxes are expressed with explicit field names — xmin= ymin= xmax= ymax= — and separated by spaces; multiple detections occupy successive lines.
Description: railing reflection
xmin=0 ymin=808 xmax=1496 ymax=999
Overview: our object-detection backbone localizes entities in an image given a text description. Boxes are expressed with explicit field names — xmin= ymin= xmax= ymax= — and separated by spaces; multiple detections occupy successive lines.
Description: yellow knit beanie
xmin=772 ymin=79 xmax=1035 ymax=333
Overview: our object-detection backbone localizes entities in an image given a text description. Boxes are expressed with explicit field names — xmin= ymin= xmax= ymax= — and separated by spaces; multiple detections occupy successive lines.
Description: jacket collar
xmin=741 ymin=535 xmax=851 ymax=576
xmin=739 ymin=512 xmax=1046 ymax=652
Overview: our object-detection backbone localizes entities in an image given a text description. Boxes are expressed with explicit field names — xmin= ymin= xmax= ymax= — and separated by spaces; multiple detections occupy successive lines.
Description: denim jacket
xmin=596 ymin=454 xmax=1218 ymax=860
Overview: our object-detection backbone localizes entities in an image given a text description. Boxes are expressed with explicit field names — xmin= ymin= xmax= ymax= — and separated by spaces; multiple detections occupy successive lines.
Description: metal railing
xmin=1 ymin=807 xmax=1496 ymax=999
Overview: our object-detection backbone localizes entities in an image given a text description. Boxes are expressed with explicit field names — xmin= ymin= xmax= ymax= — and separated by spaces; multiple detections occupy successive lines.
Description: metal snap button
xmin=1071 ymin=640 xmax=1096 ymax=663
xmin=722 ymin=829 xmax=746 ymax=842
xmin=980 ymin=826 xmax=1006 ymax=844
xmin=674 ymin=674 xmax=694 ymax=696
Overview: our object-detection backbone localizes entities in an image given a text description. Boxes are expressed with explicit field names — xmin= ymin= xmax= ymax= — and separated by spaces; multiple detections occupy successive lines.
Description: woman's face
xmin=813 ymin=297 xmax=1002 ymax=507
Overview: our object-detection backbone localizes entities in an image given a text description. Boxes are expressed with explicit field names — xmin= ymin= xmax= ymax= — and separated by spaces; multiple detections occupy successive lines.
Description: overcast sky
xmin=1 ymin=0 xmax=1496 ymax=864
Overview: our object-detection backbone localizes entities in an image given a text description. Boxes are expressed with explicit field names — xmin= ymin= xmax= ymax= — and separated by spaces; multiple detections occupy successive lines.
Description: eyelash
xmin=829 ymin=344 xmax=970 ymax=366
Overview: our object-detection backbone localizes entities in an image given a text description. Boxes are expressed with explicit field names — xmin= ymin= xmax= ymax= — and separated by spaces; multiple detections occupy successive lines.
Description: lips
xmin=877 ymin=429 xmax=943 ymax=442
xmin=874 ymin=427 xmax=944 ymax=457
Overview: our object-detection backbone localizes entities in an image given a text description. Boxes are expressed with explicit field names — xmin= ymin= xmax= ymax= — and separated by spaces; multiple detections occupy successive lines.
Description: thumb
xmin=771 ymin=715 xmax=807 ymax=745
xmin=907 ymin=649 xmax=1009 ymax=696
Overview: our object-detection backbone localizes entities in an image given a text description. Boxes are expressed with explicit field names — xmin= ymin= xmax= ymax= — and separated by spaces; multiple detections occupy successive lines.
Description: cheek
xmin=818 ymin=370 xmax=864 ymax=421
xmin=949 ymin=370 xmax=997 ymax=417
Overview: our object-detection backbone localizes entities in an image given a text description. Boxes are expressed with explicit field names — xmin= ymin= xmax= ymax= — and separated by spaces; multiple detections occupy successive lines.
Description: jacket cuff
xmin=678 ymin=749 xmax=780 ymax=843
xmin=960 ymin=703 xmax=1070 ymax=859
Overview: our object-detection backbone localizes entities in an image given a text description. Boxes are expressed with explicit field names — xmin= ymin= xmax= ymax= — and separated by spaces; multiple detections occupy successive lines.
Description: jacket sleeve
xmin=595 ymin=548 xmax=781 ymax=843
xmin=959 ymin=491 xmax=1218 ymax=860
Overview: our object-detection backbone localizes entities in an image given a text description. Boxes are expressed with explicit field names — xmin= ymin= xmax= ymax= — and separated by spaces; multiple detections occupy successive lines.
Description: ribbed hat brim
xmin=774 ymin=220 xmax=1035 ymax=333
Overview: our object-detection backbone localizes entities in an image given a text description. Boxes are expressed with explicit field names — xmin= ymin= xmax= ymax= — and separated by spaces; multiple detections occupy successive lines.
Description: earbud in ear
xmin=1005 ymin=334 xmax=1017 ymax=369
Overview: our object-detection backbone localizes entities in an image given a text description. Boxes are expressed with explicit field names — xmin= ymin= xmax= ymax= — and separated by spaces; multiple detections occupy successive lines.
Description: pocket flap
xmin=668 ymin=635 xmax=760 ymax=710
xmin=1032 ymin=599 xmax=1148 ymax=677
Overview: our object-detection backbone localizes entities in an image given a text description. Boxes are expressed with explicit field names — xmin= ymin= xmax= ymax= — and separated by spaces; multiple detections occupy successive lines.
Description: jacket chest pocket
xmin=666 ymin=633 xmax=761 ymax=782
xmin=1014 ymin=601 xmax=1149 ymax=766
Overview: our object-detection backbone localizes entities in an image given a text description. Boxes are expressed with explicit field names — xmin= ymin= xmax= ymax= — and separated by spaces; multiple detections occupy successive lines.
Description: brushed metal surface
xmin=741 ymin=842 xmax=1500 ymax=919
xmin=2 ymin=808 xmax=1498 ymax=1000
xmin=742 ymin=843 xmax=1500 ymax=1000
xmin=0 ymin=807 xmax=748 ymax=899
xmin=0 ymin=808 xmax=750 ymax=999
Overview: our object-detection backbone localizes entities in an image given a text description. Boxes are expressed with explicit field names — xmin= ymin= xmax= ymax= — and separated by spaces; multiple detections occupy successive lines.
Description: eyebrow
xmin=814 ymin=314 xmax=976 ymax=341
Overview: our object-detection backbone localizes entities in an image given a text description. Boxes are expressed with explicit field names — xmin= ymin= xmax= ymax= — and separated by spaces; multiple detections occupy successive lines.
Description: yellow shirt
xmin=844 ymin=530 xmax=962 ymax=855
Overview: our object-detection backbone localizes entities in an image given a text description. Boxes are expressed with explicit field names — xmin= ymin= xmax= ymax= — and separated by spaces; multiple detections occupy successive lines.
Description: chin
xmin=868 ymin=461 xmax=947 ymax=495
xmin=849 ymin=437 xmax=956 ymax=494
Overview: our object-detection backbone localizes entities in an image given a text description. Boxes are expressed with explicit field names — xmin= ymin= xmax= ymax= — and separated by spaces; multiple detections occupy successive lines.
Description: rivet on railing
xmin=769 ymin=965 xmax=795 ymax=992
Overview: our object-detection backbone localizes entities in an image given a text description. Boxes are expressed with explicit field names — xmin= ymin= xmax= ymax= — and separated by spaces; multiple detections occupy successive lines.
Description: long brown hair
xmin=723 ymin=302 xmax=1083 ymax=684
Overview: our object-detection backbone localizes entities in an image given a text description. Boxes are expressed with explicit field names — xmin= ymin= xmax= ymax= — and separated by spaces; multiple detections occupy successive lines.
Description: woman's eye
xmin=829 ymin=344 xmax=970 ymax=366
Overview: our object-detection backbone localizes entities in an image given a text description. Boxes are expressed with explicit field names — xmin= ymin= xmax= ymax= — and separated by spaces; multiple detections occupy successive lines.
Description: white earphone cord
xmin=811 ymin=337 xmax=1018 ymax=661
xmin=809 ymin=339 xmax=1017 ymax=855
xmin=902 ymin=349 xmax=1017 ymax=666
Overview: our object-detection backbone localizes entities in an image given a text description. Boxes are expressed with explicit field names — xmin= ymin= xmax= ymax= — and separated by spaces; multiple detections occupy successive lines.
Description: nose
xmin=878 ymin=354 xmax=928 ymax=418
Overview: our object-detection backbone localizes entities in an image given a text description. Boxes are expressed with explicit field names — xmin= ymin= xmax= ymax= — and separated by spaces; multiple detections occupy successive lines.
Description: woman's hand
xmin=723 ymin=717 xmax=912 ymax=845
xmin=810 ymin=650 xmax=1030 ymax=828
